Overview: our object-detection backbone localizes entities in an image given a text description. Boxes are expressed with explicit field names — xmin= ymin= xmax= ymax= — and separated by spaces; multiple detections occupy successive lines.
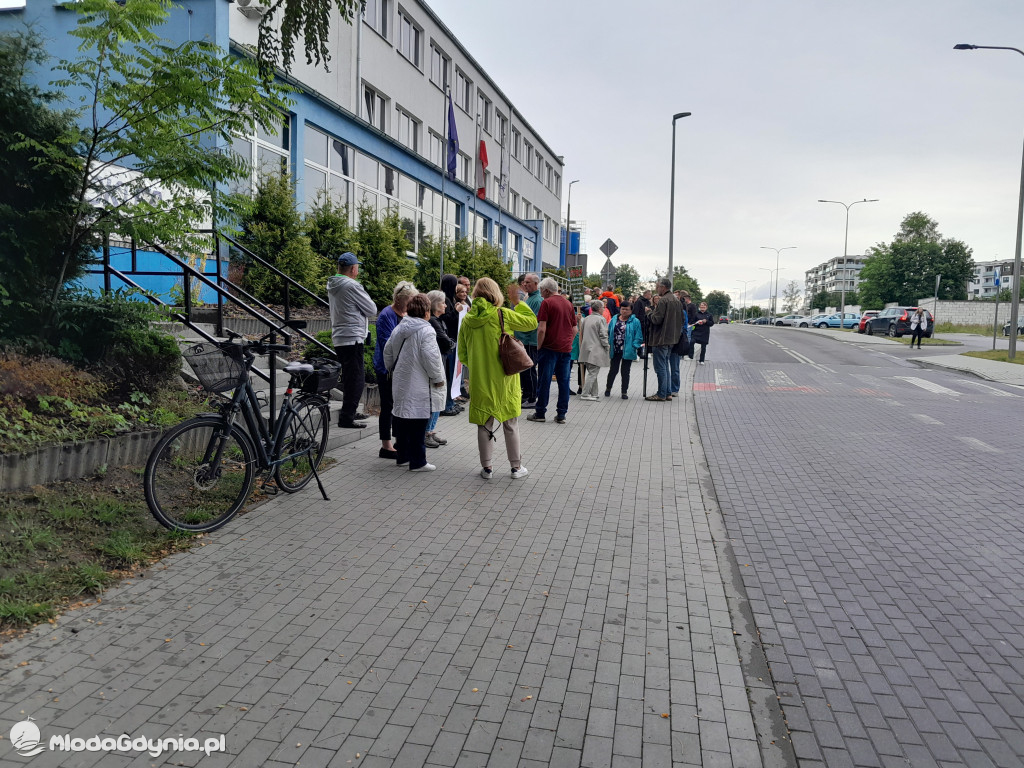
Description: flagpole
xmin=471 ymin=112 xmax=481 ymax=260
xmin=439 ymin=87 xmax=449 ymax=287
xmin=497 ymin=123 xmax=506 ymax=261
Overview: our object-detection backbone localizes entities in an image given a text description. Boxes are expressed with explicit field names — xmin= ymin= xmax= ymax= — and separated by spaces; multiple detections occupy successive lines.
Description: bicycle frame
xmin=218 ymin=377 xmax=308 ymax=472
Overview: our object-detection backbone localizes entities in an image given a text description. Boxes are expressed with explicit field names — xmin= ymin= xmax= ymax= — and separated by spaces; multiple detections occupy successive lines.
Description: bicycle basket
xmin=186 ymin=342 xmax=247 ymax=393
xmin=298 ymin=357 xmax=342 ymax=394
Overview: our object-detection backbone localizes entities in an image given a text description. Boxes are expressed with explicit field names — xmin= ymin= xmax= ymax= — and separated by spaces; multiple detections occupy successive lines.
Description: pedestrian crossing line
xmin=962 ymin=380 xmax=1020 ymax=398
xmin=911 ymin=413 xmax=943 ymax=425
xmin=894 ymin=376 xmax=961 ymax=397
xmin=768 ymin=386 xmax=826 ymax=393
xmin=955 ymin=436 xmax=1001 ymax=453
xmin=761 ymin=369 xmax=795 ymax=388
xmin=714 ymin=369 xmax=737 ymax=392
xmin=855 ymin=388 xmax=892 ymax=397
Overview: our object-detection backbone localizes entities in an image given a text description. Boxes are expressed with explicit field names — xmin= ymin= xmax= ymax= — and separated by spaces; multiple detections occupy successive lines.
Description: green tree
xmin=356 ymin=206 xmax=414 ymax=308
xmin=614 ymin=264 xmax=641 ymax=298
xmin=584 ymin=273 xmax=603 ymax=290
xmin=236 ymin=173 xmax=321 ymax=305
xmin=42 ymin=0 xmax=290 ymax=308
xmin=781 ymin=280 xmax=803 ymax=313
xmin=258 ymin=0 xmax=359 ymax=72
xmin=305 ymin=196 xmax=356 ymax=285
xmin=810 ymin=290 xmax=857 ymax=311
xmin=414 ymin=236 xmax=511 ymax=292
xmin=858 ymin=212 xmax=974 ymax=307
xmin=704 ymin=290 xmax=730 ymax=318
xmin=654 ymin=265 xmax=702 ymax=299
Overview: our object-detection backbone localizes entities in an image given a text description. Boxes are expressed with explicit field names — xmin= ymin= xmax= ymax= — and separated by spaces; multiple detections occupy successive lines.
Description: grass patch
xmin=934 ymin=322 xmax=995 ymax=335
xmin=887 ymin=336 xmax=962 ymax=346
xmin=0 ymin=467 xmax=202 ymax=631
xmin=962 ymin=349 xmax=1024 ymax=365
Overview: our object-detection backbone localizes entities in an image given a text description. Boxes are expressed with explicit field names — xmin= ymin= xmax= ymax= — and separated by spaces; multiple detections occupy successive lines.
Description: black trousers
xmin=606 ymin=353 xmax=633 ymax=393
xmin=334 ymin=343 xmax=364 ymax=423
xmin=378 ymin=374 xmax=394 ymax=442
xmin=393 ymin=416 xmax=428 ymax=469
xmin=694 ymin=342 xmax=708 ymax=362
xmin=519 ymin=344 xmax=539 ymax=402
xmin=911 ymin=328 xmax=924 ymax=347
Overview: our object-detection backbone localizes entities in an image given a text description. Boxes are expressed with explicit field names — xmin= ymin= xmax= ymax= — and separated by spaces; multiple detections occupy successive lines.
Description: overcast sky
xmin=428 ymin=0 xmax=1024 ymax=305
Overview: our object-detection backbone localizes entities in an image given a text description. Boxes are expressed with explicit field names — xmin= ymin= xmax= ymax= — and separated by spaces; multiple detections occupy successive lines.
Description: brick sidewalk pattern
xmin=1 ymin=361 xmax=775 ymax=767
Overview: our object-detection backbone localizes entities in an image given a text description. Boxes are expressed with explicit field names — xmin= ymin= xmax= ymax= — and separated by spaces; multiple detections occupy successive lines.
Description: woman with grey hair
xmin=424 ymin=289 xmax=453 ymax=448
xmin=373 ymin=281 xmax=418 ymax=459
xmin=577 ymin=300 xmax=610 ymax=400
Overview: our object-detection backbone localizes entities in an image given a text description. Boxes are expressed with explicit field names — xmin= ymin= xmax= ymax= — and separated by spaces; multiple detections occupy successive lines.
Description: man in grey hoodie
xmin=328 ymin=252 xmax=378 ymax=428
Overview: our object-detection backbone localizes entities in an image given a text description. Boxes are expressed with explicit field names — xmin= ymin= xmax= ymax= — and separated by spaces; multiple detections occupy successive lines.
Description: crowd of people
xmin=326 ymin=253 xmax=715 ymax=479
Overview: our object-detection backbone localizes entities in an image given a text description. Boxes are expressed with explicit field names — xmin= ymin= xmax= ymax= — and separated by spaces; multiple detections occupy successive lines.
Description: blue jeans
xmin=669 ymin=352 xmax=681 ymax=394
xmin=535 ymin=348 xmax=572 ymax=419
xmin=427 ymin=411 xmax=439 ymax=432
xmin=652 ymin=346 xmax=672 ymax=399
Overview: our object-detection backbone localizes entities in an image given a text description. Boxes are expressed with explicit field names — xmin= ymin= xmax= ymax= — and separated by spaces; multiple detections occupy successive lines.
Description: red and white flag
xmin=476 ymin=140 xmax=488 ymax=199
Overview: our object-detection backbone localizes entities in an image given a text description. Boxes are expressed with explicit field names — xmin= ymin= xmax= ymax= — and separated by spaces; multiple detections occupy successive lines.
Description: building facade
xmin=2 ymin=0 xmax=563 ymax=275
xmin=805 ymin=255 xmax=866 ymax=298
xmin=967 ymin=259 xmax=1017 ymax=300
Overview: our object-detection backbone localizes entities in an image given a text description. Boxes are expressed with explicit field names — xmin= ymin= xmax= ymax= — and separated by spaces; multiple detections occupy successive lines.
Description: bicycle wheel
xmin=145 ymin=417 xmax=256 ymax=532
xmin=274 ymin=396 xmax=330 ymax=492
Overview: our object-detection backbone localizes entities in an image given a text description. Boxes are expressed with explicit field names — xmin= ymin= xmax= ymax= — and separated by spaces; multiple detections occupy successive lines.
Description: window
xmin=553 ymin=172 xmax=560 ymax=197
xmin=521 ymin=197 xmax=531 ymax=219
xmin=457 ymin=152 xmax=471 ymax=184
xmin=430 ymin=43 xmax=450 ymax=89
xmin=535 ymin=151 xmax=543 ymax=180
xmin=397 ymin=10 xmax=421 ymax=66
xmin=455 ymin=69 xmax=471 ymax=113
xmin=524 ymin=141 xmax=534 ymax=172
xmin=364 ymin=85 xmax=386 ymax=132
xmin=428 ymin=131 xmax=444 ymax=167
xmin=495 ymin=112 xmax=507 ymax=146
xmin=233 ymin=114 xmax=290 ymax=193
xmin=364 ymin=0 xmax=390 ymax=38
xmin=396 ymin=106 xmax=420 ymax=153
xmin=545 ymin=162 xmax=553 ymax=190
xmin=304 ymin=124 xmax=352 ymax=210
xmin=511 ymin=128 xmax=521 ymax=160
xmin=510 ymin=190 xmax=519 ymax=216
xmin=477 ymin=92 xmax=491 ymax=133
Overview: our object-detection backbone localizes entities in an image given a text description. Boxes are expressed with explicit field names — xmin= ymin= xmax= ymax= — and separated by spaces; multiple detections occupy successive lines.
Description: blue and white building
xmin=1 ymin=0 xmax=564 ymax=277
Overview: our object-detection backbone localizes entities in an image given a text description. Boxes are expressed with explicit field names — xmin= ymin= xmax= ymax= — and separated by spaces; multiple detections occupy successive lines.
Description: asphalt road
xmin=692 ymin=325 xmax=1024 ymax=768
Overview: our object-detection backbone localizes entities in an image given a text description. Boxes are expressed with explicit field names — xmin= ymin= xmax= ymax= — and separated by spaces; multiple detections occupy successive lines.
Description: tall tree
xmin=44 ymin=0 xmax=290 ymax=308
xmin=355 ymin=206 xmax=414 ymax=308
xmin=704 ymin=290 xmax=730 ymax=319
xmin=653 ymin=265 xmax=702 ymax=299
xmin=781 ymin=280 xmax=803 ymax=313
xmin=858 ymin=212 xmax=974 ymax=307
xmin=258 ymin=0 xmax=359 ymax=72
xmin=614 ymin=264 xmax=641 ymax=298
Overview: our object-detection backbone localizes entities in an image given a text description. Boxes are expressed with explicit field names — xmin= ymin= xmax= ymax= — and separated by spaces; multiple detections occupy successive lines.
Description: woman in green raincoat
xmin=457 ymin=277 xmax=538 ymax=481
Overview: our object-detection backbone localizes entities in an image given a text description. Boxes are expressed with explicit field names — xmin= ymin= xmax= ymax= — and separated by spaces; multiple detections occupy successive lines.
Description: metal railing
xmin=93 ymin=233 xmax=336 ymax=430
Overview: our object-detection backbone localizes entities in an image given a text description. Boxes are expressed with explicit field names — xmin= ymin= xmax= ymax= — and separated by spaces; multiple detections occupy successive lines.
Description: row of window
xmin=369 ymin=0 xmax=561 ymax=198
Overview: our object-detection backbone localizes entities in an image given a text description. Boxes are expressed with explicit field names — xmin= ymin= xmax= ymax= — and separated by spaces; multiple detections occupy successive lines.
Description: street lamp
xmin=759 ymin=267 xmax=779 ymax=321
xmin=667 ymin=111 xmax=692 ymax=281
xmin=760 ymin=246 xmax=796 ymax=322
xmin=954 ymin=43 xmax=1024 ymax=360
xmin=736 ymin=280 xmax=755 ymax=322
xmin=564 ymin=179 xmax=580 ymax=271
xmin=818 ymin=199 xmax=878 ymax=326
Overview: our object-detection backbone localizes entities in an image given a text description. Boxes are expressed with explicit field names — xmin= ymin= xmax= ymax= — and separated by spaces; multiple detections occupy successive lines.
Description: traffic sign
xmin=600 ymin=258 xmax=616 ymax=285
xmin=600 ymin=239 xmax=618 ymax=258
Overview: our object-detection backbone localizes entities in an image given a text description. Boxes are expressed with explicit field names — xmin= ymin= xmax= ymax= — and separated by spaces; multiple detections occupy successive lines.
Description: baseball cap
xmin=337 ymin=252 xmax=361 ymax=267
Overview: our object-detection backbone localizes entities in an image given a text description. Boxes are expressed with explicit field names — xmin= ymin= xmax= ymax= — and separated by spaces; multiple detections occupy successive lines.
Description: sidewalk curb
xmin=908 ymin=356 xmax=1024 ymax=388
xmin=684 ymin=365 xmax=798 ymax=768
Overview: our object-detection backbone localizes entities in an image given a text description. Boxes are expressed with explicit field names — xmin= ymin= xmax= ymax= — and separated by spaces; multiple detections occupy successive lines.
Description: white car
xmin=799 ymin=314 xmax=830 ymax=328
xmin=774 ymin=315 xmax=806 ymax=327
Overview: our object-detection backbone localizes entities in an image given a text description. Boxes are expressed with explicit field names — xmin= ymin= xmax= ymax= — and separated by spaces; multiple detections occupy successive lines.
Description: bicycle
xmin=144 ymin=319 xmax=337 ymax=533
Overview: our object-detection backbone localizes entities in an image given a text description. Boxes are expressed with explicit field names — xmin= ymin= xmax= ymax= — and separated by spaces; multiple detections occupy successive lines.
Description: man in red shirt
xmin=527 ymin=277 xmax=578 ymax=424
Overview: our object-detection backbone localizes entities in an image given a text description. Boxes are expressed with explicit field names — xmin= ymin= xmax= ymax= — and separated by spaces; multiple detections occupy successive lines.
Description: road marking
xmin=761 ymin=370 xmax=795 ymax=388
xmin=962 ymin=381 xmax=1020 ymax=398
xmin=911 ymin=414 xmax=943 ymax=425
xmin=855 ymin=388 xmax=892 ymax=397
xmin=955 ymin=436 xmax=1000 ymax=453
xmin=895 ymin=377 xmax=961 ymax=397
xmin=714 ymin=369 xmax=737 ymax=392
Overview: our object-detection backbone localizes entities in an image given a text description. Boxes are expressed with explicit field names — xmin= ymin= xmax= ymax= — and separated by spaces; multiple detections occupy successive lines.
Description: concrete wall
xmin=916 ymin=299 xmax=1006 ymax=326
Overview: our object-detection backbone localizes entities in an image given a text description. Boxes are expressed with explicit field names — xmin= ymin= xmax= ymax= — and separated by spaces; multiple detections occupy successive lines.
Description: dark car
xmin=718 ymin=316 xmax=729 ymax=324
xmin=1003 ymin=319 xmax=1024 ymax=336
xmin=865 ymin=307 xmax=934 ymax=338
xmin=751 ymin=316 xmax=770 ymax=325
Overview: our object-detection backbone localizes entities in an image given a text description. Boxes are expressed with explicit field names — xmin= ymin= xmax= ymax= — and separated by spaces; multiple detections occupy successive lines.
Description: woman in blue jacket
xmin=604 ymin=302 xmax=644 ymax=399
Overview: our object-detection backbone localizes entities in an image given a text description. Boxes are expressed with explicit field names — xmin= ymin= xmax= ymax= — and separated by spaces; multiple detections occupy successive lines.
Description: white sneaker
xmin=411 ymin=463 xmax=436 ymax=472
xmin=480 ymin=467 xmax=493 ymax=480
xmin=511 ymin=466 xmax=529 ymax=479
xmin=579 ymin=395 xmax=598 ymax=401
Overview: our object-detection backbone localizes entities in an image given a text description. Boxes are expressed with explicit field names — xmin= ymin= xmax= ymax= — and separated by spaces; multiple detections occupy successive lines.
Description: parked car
xmin=865 ymin=307 xmax=934 ymax=337
xmin=1003 ymin=319 xmax=1024 ymax=336
xmin=799 ymin=314 xmax=830 ymax=328
xmin=750 ymin=316 xmax=770 ymax=325
xmin=819 ymin=312 xmax=861 ymax=329
xmin=775 ymin=314 xmax=806 ymax=327
xmin=718 ymin=316 xmax=730 ymax=324
xmin=858 ymin=310 xmax=879 ymax=333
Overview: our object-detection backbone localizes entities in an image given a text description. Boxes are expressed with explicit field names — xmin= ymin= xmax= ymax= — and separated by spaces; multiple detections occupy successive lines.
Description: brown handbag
xmin=498 ymin=308 xmax=534 ymax=375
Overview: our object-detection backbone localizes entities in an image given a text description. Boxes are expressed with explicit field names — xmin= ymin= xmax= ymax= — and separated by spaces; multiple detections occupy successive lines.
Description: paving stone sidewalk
xmin=1 ymin=362 xmax=785 ymax=768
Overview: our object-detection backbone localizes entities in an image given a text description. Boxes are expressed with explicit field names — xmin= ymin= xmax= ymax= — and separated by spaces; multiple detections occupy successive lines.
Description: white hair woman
xmin=577 ymin=300 xmax=611 ymax=400
xmin=425 ymin=289 xmax=453 ymax=448
xmin=373 ymin=281 xmax=418 ymax=459
xmin=457 ymin=277 xmax=538 ymax=480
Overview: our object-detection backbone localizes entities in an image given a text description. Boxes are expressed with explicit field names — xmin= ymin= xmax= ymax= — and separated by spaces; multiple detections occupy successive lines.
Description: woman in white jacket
xmin=909 ymin=307 xmax=928 ymax=349
xmin=383 ymin=294 xmax=448 ymax=471
xmin=577 ymin=300 xmax=611 ymax=400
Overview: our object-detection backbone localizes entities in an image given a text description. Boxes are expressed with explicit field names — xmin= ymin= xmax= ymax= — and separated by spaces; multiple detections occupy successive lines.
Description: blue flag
xmin=446 ymin=94 xmax=459 ymax=182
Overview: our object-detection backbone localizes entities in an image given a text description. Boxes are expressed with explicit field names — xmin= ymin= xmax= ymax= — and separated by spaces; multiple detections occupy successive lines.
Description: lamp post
xmin=759 ymin=267 xmax=779 ymax=321
xmin=564 ymin=179 xmax=580 ymax=271
xmin=818 ymin=198 xmax=878 ymax=326
xmin=760 ymin=246 xmax=796 ymax=322
xmin=736 ymin=279 xmax=755 ymax=323
xmin=667 ymin=111 xmax=692 ymax=280
xmin=954 ymin=43 xmax=1024 ymax=360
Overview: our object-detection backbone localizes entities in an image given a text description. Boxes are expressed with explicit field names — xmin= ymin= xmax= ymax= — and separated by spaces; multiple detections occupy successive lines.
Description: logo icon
xmin=11 ymin=718 xmax=44 ymax=757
